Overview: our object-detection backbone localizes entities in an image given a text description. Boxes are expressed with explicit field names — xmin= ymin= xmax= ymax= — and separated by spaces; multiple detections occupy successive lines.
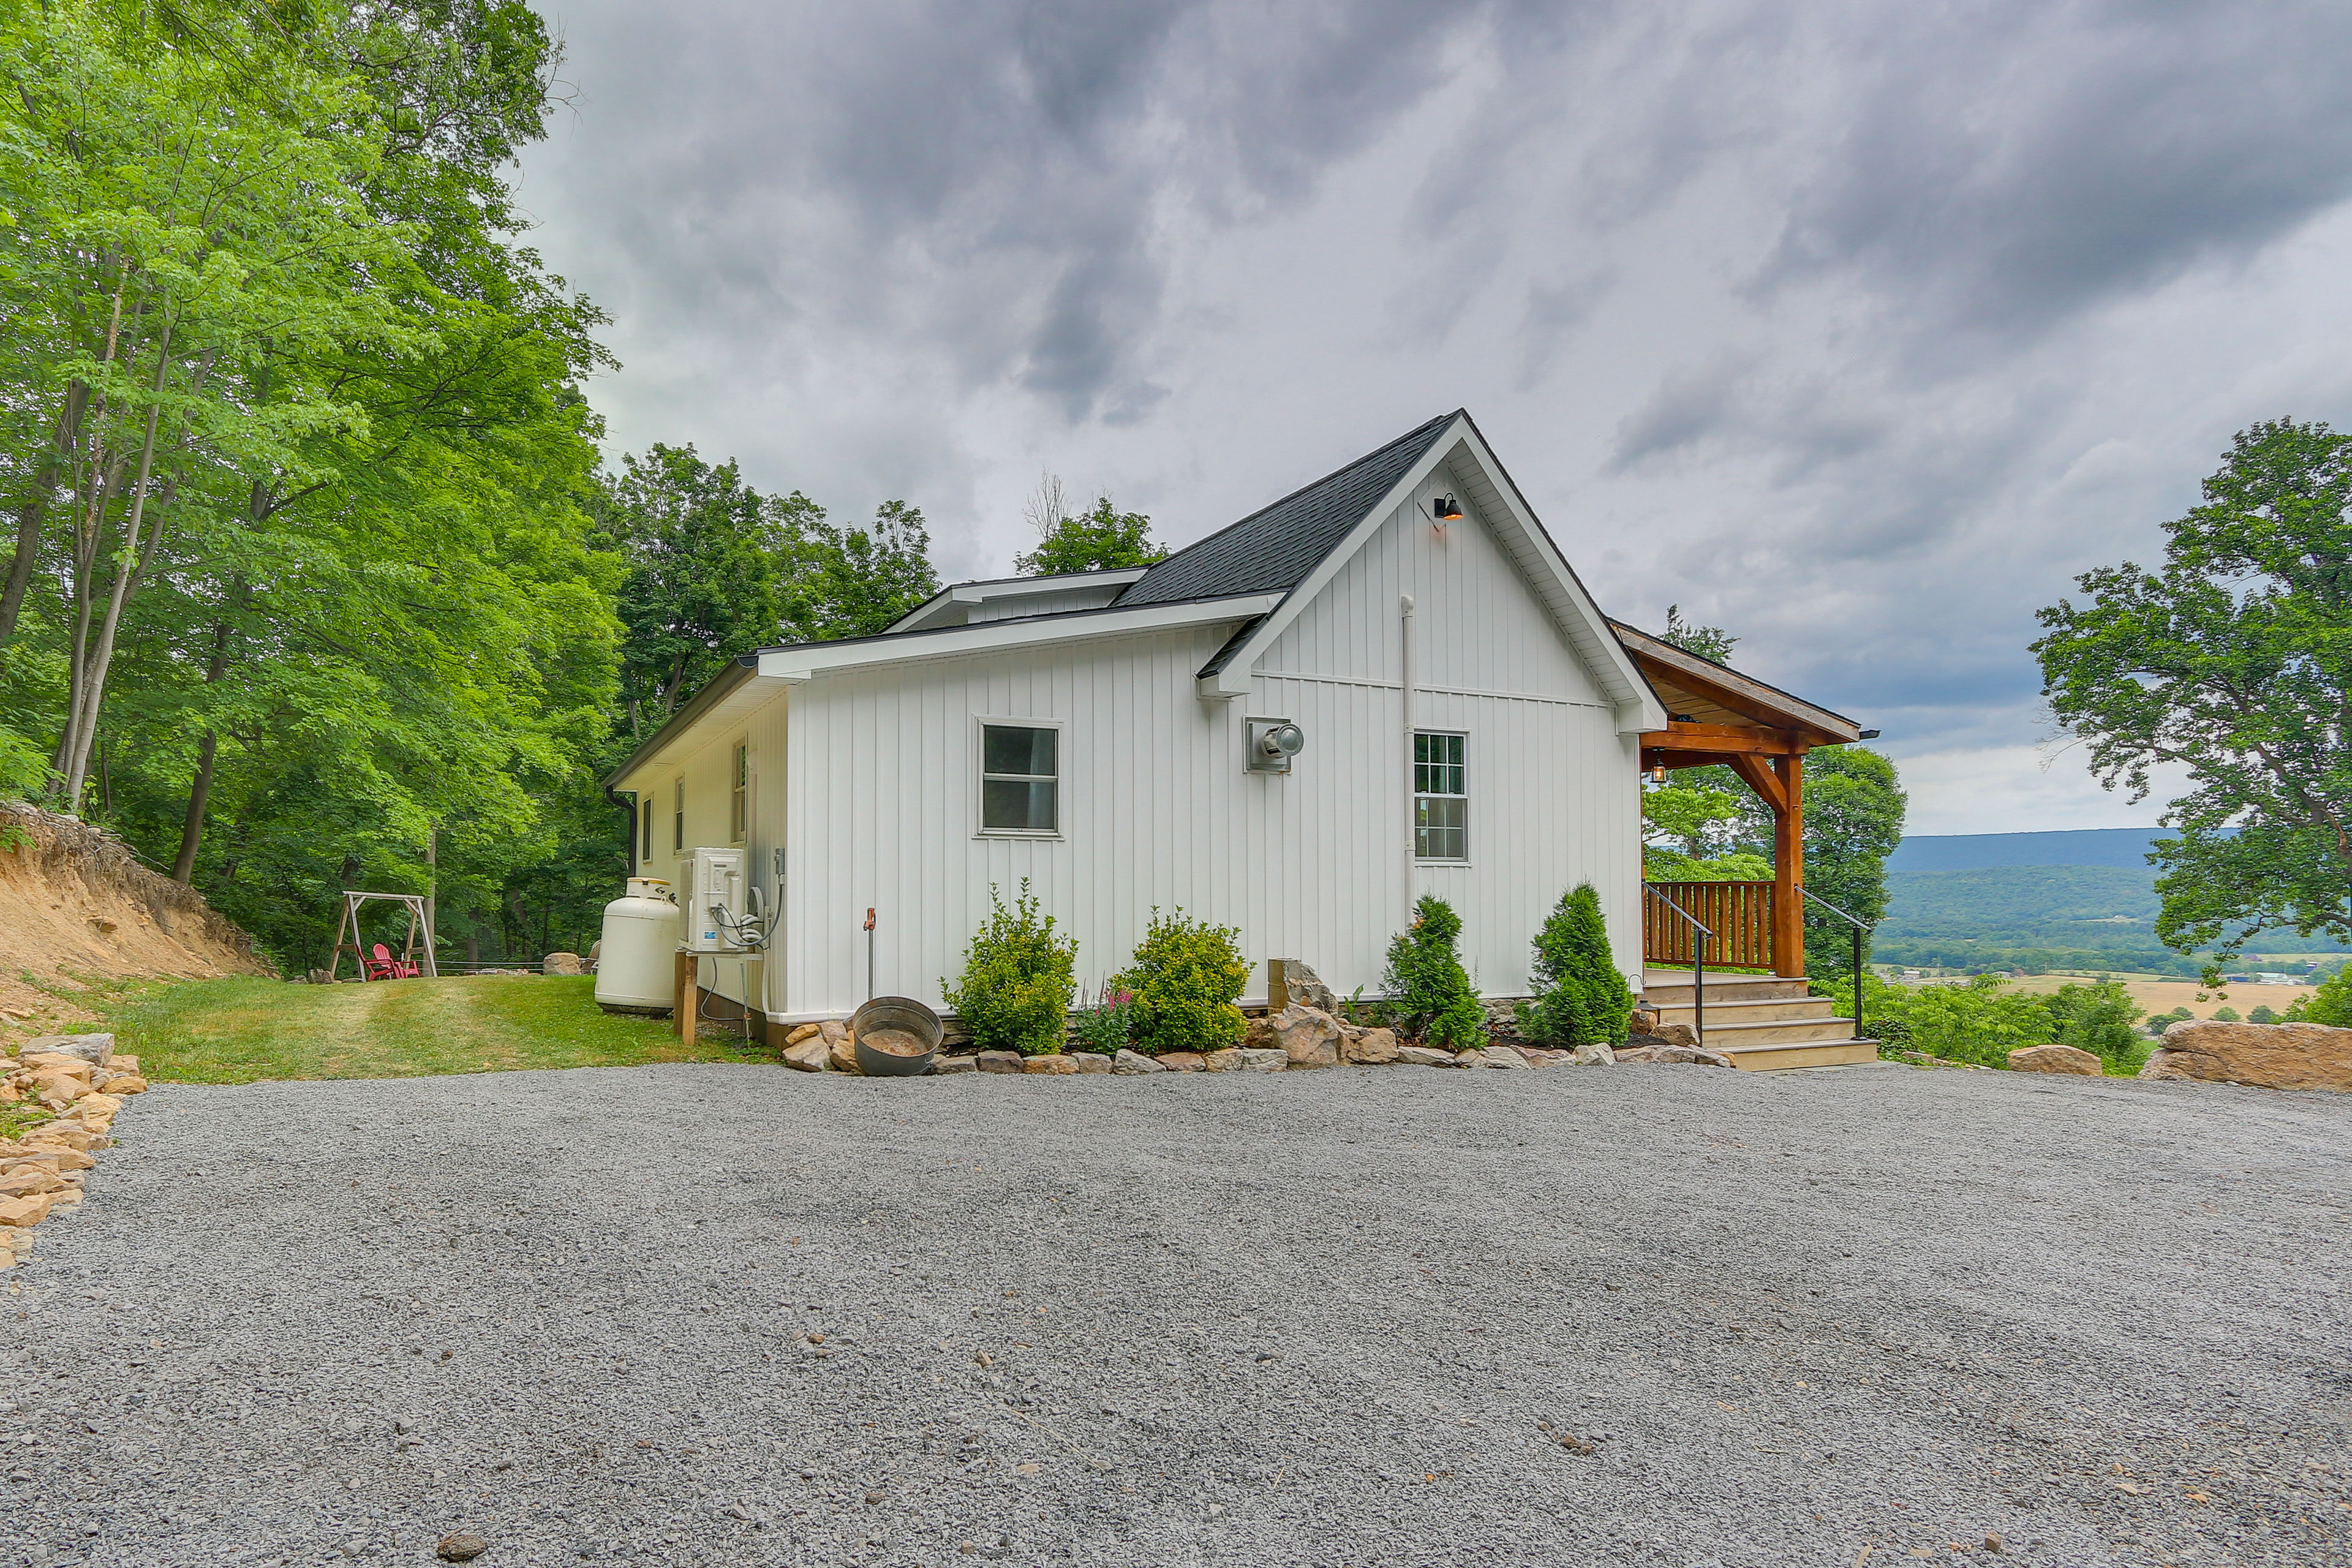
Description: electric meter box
xmin=680 ymin=847 xmax=746 ymax=952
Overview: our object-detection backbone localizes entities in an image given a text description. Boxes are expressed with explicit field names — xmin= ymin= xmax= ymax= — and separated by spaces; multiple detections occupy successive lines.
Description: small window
xmin=730 ymin=741 xmax=748 ymax=842
xmin=673 ymin=777 xmax=685 ymax=854
xmin=1414 ymin=731 xmax=1466 ymax=859
xmin=979 ymin=723 xmax=1058 ymax=834
xmin=640 ymin=797 xmax=653 ymax=861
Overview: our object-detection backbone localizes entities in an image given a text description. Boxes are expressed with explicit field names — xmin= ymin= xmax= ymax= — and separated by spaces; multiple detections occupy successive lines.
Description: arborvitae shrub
xmin=1520 ymin=881 xmax=1634 ymax=1046
xmin=1119 ymin=908 xmax=1249 ymax=1054
xmin=941 ymin=880 xmax=1076 ymax=1055
xmin=1381 ymin=895 xmax=1486 ymax=1049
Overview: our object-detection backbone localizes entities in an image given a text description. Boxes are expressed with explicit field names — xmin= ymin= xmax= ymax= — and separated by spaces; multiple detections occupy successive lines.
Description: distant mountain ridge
xmin=1886 ymin=827 xmax=2161 ymax=873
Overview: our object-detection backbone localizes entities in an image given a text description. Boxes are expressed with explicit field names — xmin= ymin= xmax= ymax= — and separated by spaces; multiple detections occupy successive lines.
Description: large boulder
xmin=22 ymin=1034 xmax=111 ymax=1068
xmin=2008 ymin=1043 xmax=2103 ymax=1076
xmin=1341 ymin=1026 xmax=1399 ymax=1065
xmin=542 ymin=951 xmax=583 ymax=977
xmin=1268 ymin=959 xmax=1341 ymax=1014
xmin=1254 ymin=1005 xmax=1343 ymax=1069
xmin=1617 ymin=1044 xmax=1735 ymax=1068
xmin=2140 ymin=1020 xmax=2352 ymax=1093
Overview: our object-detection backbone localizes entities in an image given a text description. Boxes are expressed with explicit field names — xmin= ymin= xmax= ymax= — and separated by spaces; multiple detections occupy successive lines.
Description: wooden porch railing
xmin=1643 ymin=880 xmax=1774 ymax=970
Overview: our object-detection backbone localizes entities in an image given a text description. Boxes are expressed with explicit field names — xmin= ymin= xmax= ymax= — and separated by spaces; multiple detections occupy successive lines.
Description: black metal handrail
xmin=1643 ymin=883 xmax=1714 ymax=1046
xmin=1798 ymin=886 xmax=1875 ymax=1042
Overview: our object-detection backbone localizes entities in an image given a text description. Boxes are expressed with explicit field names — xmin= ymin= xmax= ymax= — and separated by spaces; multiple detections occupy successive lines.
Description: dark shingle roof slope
xmin=1115 ymin=411 xmax=1460 ymax=608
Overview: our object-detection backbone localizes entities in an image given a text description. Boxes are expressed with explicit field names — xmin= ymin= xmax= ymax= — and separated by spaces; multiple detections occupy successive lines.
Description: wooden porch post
xmin=1773 ymin=752 xmax=1804 ymax=978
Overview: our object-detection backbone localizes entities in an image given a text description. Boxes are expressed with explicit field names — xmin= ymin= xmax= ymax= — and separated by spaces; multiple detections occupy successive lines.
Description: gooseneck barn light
xmin=1431 ymin=494 xmax=1463 ymax=522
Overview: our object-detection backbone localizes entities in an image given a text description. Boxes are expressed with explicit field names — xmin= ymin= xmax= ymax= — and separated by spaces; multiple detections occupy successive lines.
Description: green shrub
xmin=941 ymin=881 xmax=1076 ymax=1055
xmin=2210 ymin=1005 xmax=2241 ymax=1022
xmin=1118 ymin=908 xmax=1248 ymax=1054
xmin=2302 ymin=967 xmax=2352 ymax=1025
xmin=2045 ymin=979 xmax=2147 ymax=1072
xmin=2247 ymin=1003 xmax=2277 ymax=1024
xmin=1381 ymin=895 xmax=1485 ymax=1050
xmin=1520 ymin=882 xmax=1634 ymax=1046
xmin=1069 ymin=981 xmax=1136 ymax=1055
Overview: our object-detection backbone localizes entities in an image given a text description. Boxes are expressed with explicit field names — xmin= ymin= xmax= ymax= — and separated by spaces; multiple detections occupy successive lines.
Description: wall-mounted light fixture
xmin=1858 ymin=728 xmax=1881 ymax=739
xmin=1246 ymin=717 xmax=1305 ymax=774
xmin=1431 ymin=494 xmax=1463 ymax=524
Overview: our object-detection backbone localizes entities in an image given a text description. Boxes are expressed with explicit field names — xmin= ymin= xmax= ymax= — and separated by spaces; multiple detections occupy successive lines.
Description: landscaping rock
xmin=1023 ymin=1055 xmax=1079 ymax=1075
xmin=1158 ymin=1051 xmax=1207 ymax=1072
xmin=437 ymin=1534 xmax=489 ymax=1562
xmin=781 ymin=1038 xmax=830 ymax=1073
xmin=1071 ymin=1053 xmax=1113 ymax=1074
xmin=1235 ymin=1047 xmax=1288 ymax=1072
xmin=23 ymin=1033 xmax=113 ymax=1067
xmin=1395 ymin=1045 xmax=1452 ymax=1066
xmin=2140 ymin=1020 xmax=2352 ymax=1093
xmin=0 ymin=1194 xmax=52 ymax=1227
xmin=2008 ymin=1043 xmax=2103 ymax=1076
xmin=1479 ymin=1046 xmax=1529 ymax=1068
xmin=1268 ymin=959 xmax=1340 ymax=1014
xmin=1629 ymin=1007 xmax=1660 ymax=1034
xmin=1254 ymin=1004 xmax=1343 ymax=1069
xmin=1112 ymin=1049 xmax=1165 ymax=1075
xmin=784 ymin=1022 xmax=823 ymax=1047
xmin=1619 ymin=1044 xmax=1736 ymax=1068
xmin=929 ymin=1055 xmax=977 ymax=1074
xmin=1652 ymin=1023 xmax=1700 ymax=1050
xmin=542 ymin=951 xmax=584 ymax=977
xmin=1572 ymin=1041 xmax=1617 ymax=1066
xmin=826 ymin=1033 xmax=861 ymax=1074
xmin=976 ymin=1051 xmax=1023 ymax=1074
xmin=1340 ymin=1026 xmax=1399 ymax=1065
xmin=1200 ymin=1049 xmax=1241 ymax=1072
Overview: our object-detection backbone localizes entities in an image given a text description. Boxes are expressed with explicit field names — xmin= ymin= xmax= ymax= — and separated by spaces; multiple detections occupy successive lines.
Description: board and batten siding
xmin=746 ymin=468 xmax=1640 ymax=1022
xmin=1256 ymin=462 xmax=1643 ymax=991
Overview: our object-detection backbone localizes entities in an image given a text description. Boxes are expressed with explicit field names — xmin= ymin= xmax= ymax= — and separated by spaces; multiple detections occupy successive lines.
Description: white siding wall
xmin=1259 ymin=464 xmax=1642 ymax=990
xmin=727 ymin=467 xmax=1640 ymax=1022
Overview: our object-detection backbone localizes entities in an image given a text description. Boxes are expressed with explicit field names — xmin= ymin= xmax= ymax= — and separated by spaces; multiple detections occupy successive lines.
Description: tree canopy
xmin=1016 ymin=496 xmax=1163 ymax=576
xmin=2035 ymin=418 xmax=2352 ymax=977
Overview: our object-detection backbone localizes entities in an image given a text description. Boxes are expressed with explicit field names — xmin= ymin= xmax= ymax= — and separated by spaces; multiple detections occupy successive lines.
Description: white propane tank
xmin=594 ymin=877 xmax=680 ymax=1014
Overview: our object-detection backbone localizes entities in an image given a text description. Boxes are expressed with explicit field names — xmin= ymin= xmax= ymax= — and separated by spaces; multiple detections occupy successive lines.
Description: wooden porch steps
xmin=1639 ymin=968 xmax=1879 ymax=1071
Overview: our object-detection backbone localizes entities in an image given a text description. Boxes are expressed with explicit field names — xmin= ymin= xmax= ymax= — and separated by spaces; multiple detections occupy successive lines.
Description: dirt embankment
xmin=0 ymin=802 xmax=269 ymax=1047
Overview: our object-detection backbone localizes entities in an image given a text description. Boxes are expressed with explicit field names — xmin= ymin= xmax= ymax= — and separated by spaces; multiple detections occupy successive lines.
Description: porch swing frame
xmin=326 ymin=891 xmax=440 ymax=982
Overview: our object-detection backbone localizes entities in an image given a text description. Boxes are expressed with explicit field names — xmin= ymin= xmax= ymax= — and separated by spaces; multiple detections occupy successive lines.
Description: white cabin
xmin=608 ymin=410 xmax=1672 ymax=1028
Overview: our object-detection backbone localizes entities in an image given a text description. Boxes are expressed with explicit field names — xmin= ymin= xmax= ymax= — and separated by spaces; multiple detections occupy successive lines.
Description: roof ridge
xmin=1114 ymin=410 xmax=1463 ymax=609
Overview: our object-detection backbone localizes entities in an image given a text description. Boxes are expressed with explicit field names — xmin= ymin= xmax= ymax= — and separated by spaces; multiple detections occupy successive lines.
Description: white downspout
xmin=1400 ymin=593 xmax=1415 ymax=929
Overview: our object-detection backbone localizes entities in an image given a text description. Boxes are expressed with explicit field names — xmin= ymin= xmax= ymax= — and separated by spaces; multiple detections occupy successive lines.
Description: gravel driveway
xmin=2 ymin=1060 xmax=2347 ymax=1567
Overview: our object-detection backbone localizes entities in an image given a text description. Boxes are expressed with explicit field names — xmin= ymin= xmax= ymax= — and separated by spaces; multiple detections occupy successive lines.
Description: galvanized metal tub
xmin=849 ymin=996 xmax=942 ymax=1076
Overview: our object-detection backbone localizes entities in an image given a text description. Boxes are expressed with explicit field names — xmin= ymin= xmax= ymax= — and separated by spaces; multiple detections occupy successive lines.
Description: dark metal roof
xmin=1115 ymin=411 xmax=1460 ymax=608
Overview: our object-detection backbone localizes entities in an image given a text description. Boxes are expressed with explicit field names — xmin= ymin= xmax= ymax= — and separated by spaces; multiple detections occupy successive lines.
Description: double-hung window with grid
xmin=1414 ymin=731 xmax=1467 ymax=859
xmin=730 ymin=742 xmax=749 ymax=841
xmin=979 ymin=723 xmax=1059 ymax=834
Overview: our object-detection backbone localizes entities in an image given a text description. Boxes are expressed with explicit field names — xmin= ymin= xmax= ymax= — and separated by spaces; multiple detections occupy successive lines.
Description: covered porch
xmin=1613 ymin=623 xmax=1878 ymax=1068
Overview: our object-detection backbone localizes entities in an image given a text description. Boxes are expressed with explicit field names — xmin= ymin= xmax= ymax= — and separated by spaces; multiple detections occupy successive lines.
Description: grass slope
xmin=91 ymin=974 xmax=767 ymax=1084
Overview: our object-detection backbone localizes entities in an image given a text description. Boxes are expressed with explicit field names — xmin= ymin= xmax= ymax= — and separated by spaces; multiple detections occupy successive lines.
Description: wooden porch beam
xmin=1772 ymin=753 xmax=1804 ymax=978
xmin=1726 ymin=753 xmax=1787 ymax=816
xmin=1640 ymin=725 xmax=1807 ymax=758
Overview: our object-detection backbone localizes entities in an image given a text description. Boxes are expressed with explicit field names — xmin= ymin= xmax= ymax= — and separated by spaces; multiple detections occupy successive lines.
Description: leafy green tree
xmin=1520 ymin=882 xmax=1635 ymax=1046
xmin=2302 ymin=967 xmax=2352 ymax=1025
xmin=1016 ymin=497 xmax=1163 ymax=576
xmin=1801 ymin=747 xmax=1907 ymax=983
xmin=1382 ymin=895 xmax=1486 ymax=1049
xmin=594 ymin=445 xmax=790 ymax=739
xmin=780 ymin=499 xmax=940 ymax=641
xmin=1660 ymin=605 xmax=1737 ymax=664
xmin=2043 ymin=979 xmax=2146 ymax=1067
xmin=2035 ymin=419 xmax=2352 ymax=981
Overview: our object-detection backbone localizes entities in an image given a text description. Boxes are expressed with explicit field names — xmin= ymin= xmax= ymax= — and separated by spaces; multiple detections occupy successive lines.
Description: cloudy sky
xmin=514 ymin=0 xmax=2352 ymax=835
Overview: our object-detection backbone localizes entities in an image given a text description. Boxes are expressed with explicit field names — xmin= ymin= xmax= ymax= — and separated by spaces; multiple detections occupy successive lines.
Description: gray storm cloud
xmin=519 ymin=0 xmax=2352 ymax=831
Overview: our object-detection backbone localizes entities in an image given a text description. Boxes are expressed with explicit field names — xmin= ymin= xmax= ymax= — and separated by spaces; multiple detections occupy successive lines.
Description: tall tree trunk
xmin=61 ymin=320 xmax=177 ymax=805
xmin=171 ymin=599 xmax=245 ymax=882
xmin=0 ymin=383 xmax=88 ymax=647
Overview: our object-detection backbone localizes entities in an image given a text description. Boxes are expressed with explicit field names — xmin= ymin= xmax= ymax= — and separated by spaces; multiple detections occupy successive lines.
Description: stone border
xmin=771 ymin=1004 xmax=1720 ymax=1077
xmin=0 ymin=1032 xmax=149 ymax=1267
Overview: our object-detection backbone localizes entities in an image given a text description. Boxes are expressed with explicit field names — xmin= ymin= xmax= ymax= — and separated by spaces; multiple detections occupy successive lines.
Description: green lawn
xmin=87 ymin=974 xmax=771 ymax=1084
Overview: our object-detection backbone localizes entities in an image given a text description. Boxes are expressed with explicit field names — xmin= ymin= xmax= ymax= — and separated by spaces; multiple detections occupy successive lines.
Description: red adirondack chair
xmin=368 ymin=942 xmax=420 ymax=981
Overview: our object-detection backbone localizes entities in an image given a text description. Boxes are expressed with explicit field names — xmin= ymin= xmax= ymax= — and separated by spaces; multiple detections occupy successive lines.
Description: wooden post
xmin=1772 ymin=752 xmax=1804 ymax=978
xmin=675 ymin=948 xmax=696 ymax=1044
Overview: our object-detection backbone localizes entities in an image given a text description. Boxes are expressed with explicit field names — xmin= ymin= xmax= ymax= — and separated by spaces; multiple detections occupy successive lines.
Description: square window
xmin=980 ymin=723 xmax=1059 ymax=834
